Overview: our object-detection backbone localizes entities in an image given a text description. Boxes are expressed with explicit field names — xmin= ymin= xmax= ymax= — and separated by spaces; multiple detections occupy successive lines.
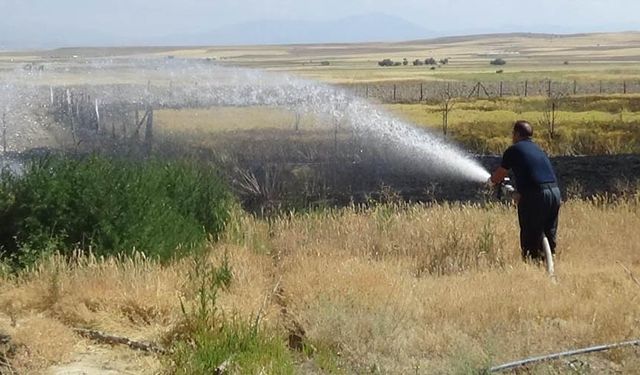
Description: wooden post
xmin=599 ymin=80 xmax=603 ymax=94
xmin=1 ymin=112 xmax=6 ymax=153
xmin=66 ymin=89 xmax=77 ymax=146
xmin=524 ymin=80 xmax=528 ymax=97
xmin=294 ymin=111 xmax=300 ymax=132
xmin=623 ymin=81 xmax=627 ymax=94
xmin=393 ymin=84 xmax=397 ymax=102
xmin=573 ymin=80 xmax=577 ymax=95
xmin=144 ymin=107 xmax=154 ymax=154
xmin=365 ymin=84 xmax=369 ymax=98
xmin=499 ymin=81 xmax=503 ymax=97
xmin=419 ymin=83 xmax=424 ymax=102
xmin=547 ymin=80 xmax=552 ymax=97
xmin=334 ymin=118 xmax=339 ymax=156
xmin=94 ymin=99 xmax=100 ymax=131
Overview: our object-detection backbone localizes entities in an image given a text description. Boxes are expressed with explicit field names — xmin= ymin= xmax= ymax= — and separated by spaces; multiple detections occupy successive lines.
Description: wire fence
xmin=345 ymin=80 xmax=640 ymax=103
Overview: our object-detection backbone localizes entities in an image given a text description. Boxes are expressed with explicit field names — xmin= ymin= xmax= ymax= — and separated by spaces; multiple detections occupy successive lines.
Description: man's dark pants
xmin=517 ymin=184 xmax=562 ymax=261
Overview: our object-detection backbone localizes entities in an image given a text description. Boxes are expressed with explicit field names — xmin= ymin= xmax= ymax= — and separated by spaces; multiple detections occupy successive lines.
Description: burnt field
xmin=128 ymin=128 xmax=640 ymax=212
xmin=205 ymin=131 xmax=640 ymax=210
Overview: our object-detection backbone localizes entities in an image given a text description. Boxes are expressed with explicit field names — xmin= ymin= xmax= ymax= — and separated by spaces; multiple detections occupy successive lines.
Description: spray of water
xmin=0 ymin=59 xmax=490 ymax=182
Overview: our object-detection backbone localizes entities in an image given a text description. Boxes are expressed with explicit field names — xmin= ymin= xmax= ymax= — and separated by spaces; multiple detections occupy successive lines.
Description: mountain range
xmin=1 ymin=13 xmax=429 ymax=50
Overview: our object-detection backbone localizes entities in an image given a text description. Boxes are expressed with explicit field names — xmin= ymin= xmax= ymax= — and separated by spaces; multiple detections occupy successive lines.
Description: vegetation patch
xmin=0 ymin=155 xmax=233 ymax=268
xmin=166 ymin=255 xmax=294 ymax=374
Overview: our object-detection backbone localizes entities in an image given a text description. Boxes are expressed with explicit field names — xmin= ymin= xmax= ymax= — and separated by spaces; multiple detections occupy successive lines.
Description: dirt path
xmin=46 ymin=343 xmax=160 ymax=375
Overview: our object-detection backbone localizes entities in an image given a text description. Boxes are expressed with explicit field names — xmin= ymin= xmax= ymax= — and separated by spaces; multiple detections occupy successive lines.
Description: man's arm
xmin=490 ymin=167 xmax=509 ymax=185
xmin=490 ymin=146 xmax=513 ymax=185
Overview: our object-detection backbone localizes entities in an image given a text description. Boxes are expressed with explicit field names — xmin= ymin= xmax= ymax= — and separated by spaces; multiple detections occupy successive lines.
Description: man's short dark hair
xmin=513 ymin=120 xmax=533 ymax=138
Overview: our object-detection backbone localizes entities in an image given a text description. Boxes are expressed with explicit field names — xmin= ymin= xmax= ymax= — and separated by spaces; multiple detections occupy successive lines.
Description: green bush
xmin=0 ymin=155 xmax=233 ymax=267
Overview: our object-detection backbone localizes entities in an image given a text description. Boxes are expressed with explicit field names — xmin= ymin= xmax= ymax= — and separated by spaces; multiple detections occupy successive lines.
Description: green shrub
xmin=0 ymin=155 xmax=233 ymax=267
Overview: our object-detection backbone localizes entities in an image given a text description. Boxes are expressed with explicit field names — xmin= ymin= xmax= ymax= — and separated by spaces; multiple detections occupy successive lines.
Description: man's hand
xmin=490 ymin=167 xmax=509 ymax=185
xmin=513 ymin=192 xmax=521 ymax=204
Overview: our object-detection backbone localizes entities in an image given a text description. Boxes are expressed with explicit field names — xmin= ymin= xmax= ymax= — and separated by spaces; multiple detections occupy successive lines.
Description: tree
xmin=402 ymin=58 xmax=408 ymax=66
xmin=413 ymin=59 xmax=424 ymax=66
xmin=539 ymin=93 xmax=564 ymax=141
xmin=425 ymin=57 xmax=437 ymax=65
xmin=439 ymin=58 xmax=450 ymax=65
xmin=438 ymin=83 xmax=457 ymax=136
xmin=490 ymin=58 xmax=506 ymax=66
xmin=378 ymin=59 xmax=394 ymax=67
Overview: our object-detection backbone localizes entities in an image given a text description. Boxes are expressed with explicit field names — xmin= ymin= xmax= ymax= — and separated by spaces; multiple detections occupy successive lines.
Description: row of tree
xmin=378 ymin=57 xmax=450 ymax=67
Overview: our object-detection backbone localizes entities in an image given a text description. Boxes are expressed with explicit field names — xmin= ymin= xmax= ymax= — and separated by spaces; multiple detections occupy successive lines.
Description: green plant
xmin=0 ymin=155 xmax=233 ymax=268
xmin=168 ymin=255 xmax=294 ymax=374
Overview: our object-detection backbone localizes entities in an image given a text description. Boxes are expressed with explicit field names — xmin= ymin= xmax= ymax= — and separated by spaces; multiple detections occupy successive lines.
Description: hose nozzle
xmin=497 ymin=177 xmax=515 ymax=200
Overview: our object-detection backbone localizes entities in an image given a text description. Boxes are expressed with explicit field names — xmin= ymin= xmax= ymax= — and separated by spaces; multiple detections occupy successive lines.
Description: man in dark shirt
xmin=490 ymin=121 xmax=562 ymax=261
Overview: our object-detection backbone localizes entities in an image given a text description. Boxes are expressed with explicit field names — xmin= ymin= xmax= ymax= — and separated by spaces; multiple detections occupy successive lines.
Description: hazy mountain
xmin=156 ymin=13 xmax=431 ymax=46
xmin=0 ymin=13 xmax=430 ymax=50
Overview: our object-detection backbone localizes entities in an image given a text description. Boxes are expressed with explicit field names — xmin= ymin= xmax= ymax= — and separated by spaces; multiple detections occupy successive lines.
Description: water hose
xmin=542 ymin=234 xmax=555 ymax=278
xmin=489 ymin=339 xmax=640 ymax=372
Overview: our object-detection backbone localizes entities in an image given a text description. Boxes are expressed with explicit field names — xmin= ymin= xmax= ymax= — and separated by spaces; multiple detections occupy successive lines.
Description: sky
xmin=1 ymin=0 xmax=639 ymax=48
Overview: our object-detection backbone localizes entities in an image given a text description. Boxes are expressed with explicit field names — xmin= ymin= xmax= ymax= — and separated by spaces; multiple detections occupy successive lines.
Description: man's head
xmin=512 ymin=120 xmax=533 ymax=143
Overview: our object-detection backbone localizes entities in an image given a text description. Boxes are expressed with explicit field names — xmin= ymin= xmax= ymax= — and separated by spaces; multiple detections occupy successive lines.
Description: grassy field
xmin=153 ymin=94 xmax=640 ymax=155
xmin=1 ymin=196 xmax=640 ymax=373
xmin=388 ymin=95 xmax=640 ymax=155
xmin=2 ymin=31 xmax=640 ymax=374
xmin=3 ymin=32 xmax=640 ymax=84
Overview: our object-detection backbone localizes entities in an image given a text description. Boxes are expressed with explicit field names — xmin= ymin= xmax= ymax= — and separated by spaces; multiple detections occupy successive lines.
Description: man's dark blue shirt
xmin=501 ymin=139 xmax=557 ymax=192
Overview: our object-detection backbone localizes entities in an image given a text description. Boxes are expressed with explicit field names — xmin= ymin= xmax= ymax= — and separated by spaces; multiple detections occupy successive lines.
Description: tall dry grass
xmin=1 ymin=197 xmax=640 ymax=373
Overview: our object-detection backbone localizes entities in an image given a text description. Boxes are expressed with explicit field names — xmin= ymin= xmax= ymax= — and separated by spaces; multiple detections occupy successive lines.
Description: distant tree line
xmin=378 ymin=57 xmax=450 ymax=67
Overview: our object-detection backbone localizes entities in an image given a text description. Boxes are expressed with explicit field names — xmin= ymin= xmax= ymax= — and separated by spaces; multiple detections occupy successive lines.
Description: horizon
xmin=1 ymin=0 xmax=640 ymax=50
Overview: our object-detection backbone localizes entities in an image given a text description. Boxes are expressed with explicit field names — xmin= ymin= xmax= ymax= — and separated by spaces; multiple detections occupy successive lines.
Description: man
xmin=490 ymin=120 xmax=562 ymax=261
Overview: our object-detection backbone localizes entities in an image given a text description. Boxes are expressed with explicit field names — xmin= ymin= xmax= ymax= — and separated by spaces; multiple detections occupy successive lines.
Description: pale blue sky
xmin=1 ymin=0 xmax=638 ymax=47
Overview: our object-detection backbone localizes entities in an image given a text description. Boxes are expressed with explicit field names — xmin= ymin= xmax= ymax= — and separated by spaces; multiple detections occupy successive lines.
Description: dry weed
xmin=0 ymin=198 xmax=639 ymax=373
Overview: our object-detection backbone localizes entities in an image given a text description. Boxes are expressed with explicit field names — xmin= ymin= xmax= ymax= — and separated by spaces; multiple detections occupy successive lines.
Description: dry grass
xmin=1 ymin=198 xmax=640 ymax=373
xmin=4 ymin=32 xmax=640 ymax=85
xmin=153 ymin=97 xmax=640 ymax=155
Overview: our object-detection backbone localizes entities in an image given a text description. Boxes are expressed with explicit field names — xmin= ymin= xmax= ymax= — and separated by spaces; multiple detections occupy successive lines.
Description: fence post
xmin=547 ymin=80 xmax=552 ymax=97
xmin=499 ymin=81 xmax=503 ymax=97
xmin=524 ymin=80 xmax=528 ymax=97
xmin=573 ymin=80 xmax=577 ymax=95
xmin=599 ymin=81 xmax=603 ymax=94
xmin=94 ymin=99 xmax=100 ymax=131
xmin=623 ymin=81 xmax=627 ymax=94
xmin=144 ymin=107 xmax=154 ymax=155
xmin=420 ymin=83 xmax=424 ymax=102
xmin=1 ymin=112 xmax=6 ymax=153
xmin=393 ymin=84 xmax=397 ymax=102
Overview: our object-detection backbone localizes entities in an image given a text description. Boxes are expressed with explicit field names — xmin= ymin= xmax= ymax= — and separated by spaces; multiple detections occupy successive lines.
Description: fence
xmin=345 ymin=80 xmax=640 ymax=103
xmin=47 ymin=87 xmax=155 ymax=153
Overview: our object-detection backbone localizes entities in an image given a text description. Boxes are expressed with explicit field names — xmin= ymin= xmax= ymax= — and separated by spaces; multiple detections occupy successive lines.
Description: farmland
xmin=1 ymin=32 xmax=640 ymax=374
